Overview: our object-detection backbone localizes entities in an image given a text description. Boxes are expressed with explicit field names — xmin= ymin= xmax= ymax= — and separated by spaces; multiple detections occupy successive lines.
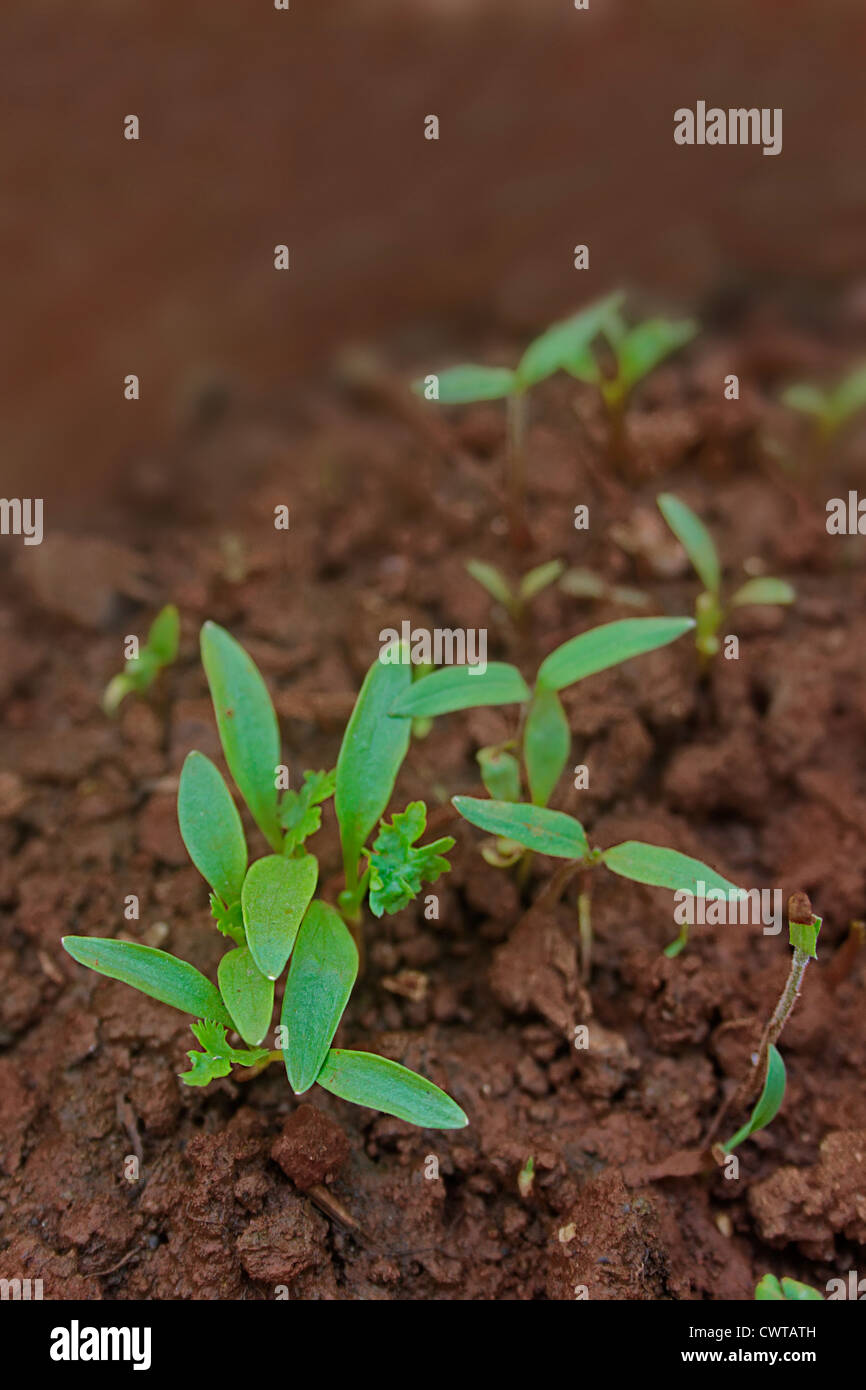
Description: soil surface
xmin=2 ymin=303 xmax=866 ymax=1300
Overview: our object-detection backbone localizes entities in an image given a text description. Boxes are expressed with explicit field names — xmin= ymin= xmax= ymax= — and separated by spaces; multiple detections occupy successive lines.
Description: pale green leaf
xmin=515 ymin=291 xmax=625 ymax=390
xmin=657 ymin=493 xmax=721 ymax=596
xmin=729 ymin=577 xmax=795 ymax=608
xmin=537 ymin=616 xmax=694 ymax=692
xmin=722 ymin=1045 xmax=787 ymax=1153
xmin=524 ymin=686 xmax=570 ymax=807
xmin=413 ymin=365 xmax=517 ymax=403
xmin=389 ymin=662 xmax=530 ymax=718
xmin=601 ymin=841 xmax=739 ymax=896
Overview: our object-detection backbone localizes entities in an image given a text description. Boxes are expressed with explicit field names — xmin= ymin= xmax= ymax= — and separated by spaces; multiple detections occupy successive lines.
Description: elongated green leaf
xmin=390 ymin=662 xmax=530 ymax=718
xmin=780 ymin=383 xmax=827 ymax=419
xmin=147 ymin=604 xmax=180 ymax=664
xmin=241 ymin=852 xmax=318 ymax=980
xmin=317 ymin=1049 xmax=468 ymax=1129
xmin=413 ymin=364 xmax=517 ymax=403
xmin=831 ymin=363 xmax=866 ymax=426
xmin=62 ymin=936 xmax=232 ymax=1024
xmin=618 ymin=318 xmax=697 ymax=392
xmin=537 ymin=616 xmax=694 ymax=692
xmin=281 ymin=901 xmax=358 ymax=1093
xmin=518 ymin=559 xmax=565 ymax=602
xmin=465 ymin=559 xmax=514 ymax=608
xmin=722 ymin=1045 xmax=787 ymax=1154
xmin=476 ymin=746 xmax=522 ymax=802
xmin=453 ymin=796 xmax=589 ymax=859
xmin=524 ymin=686 xmax=570 ymax=807
xmin=200 ymin=622 xmax=282 ymax=850
xmin=515 ymin=291 xmax=625 ymax=390
xmin=178 ymin=751 xmax=247 ymax=905
xmin=217 ymin=945 xmax=274 ymax=1046
xmin=729 ymin=577 xmax=795 ymax=608
xmin=601 ymin=841 xmax=739 ymax=896
xmin=656 ymin=494 xmax=720 ymax=596
xmin=335 ymin=655 xmax=413 ymax=889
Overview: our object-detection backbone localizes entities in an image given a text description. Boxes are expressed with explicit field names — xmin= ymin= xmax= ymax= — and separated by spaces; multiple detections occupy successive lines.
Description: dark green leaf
xmin=217 ymin=945 xmax=274 ymax=1046
xmin=389 ymin=663 xmax=530 ymax=718
xmin=722 ymin=1045 xmax=787 ymax=1154
xmin=413 ymin=365 xmax=517 ymax=403
xmin=178 ymin=751 xmax=247 ymax=905
xmin=453 ymin=796 xmax=589 ymax=859
xmin=62 ymin=936 xmax=231 ymax=1024
xmin=658 ymin=492 xmax=722 ymax=596
xmin=537 ymin=616 xmax=694 ymax=691
xmin=524 ymin=686 xmax=570 ymax=807
xmin=241 ymin=852 xmax=319 ymax=980
xmin=601 ymin=842 xmax=739 ymax=896
xmin=200 ymin=621 xmax=282 ymax=850
xmin=281 ymin=901 xmax=358 ymax=1094
xmin=366 ymin=801 xmax=454 ymax=918
xmin=335 ymin=654 xmax=413 ymax=890
xmin=316 ymin=1049 xmax=468 ymax=1128
xmin=179 ymin=1020 xmax=270 ymax=1087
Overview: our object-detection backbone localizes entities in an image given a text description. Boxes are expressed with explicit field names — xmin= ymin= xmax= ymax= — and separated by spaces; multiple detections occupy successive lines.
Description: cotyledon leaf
xmin=178 ymin=751 xmax=247 ymax=906
xmin=536 ymin=616 xmax=694 ymax=692
xmin=523 ymin=685 xmax=570 ymax=807
xmin=217 ymin=945 xmax=274 ymax=1046
xmin=281 ymin=900 xmax=358 ymax=1094
xmin=452 ymin=797 xmax=589 ymax=859
xmin=61 ymin=937 xmax=232 ymax=1024
xmin=656 ymin=493 xmax=721 ymax=597
xmin=389 ymin=662 xmax=530 ymax=718
xmin=600 ymin=842 xmax=739 ymax=896
xmin=316 ymin=1049 xmax=468 ymax=1129
xmin=722 ymin=1045 xmax=787 ymax=1154
xmin=241 ymin=853 xmax=319 ymax=980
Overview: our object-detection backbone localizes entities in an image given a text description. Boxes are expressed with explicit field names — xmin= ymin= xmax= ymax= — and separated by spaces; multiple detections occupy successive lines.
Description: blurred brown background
xmin=2 ymin=0 xmax=865 ymax=514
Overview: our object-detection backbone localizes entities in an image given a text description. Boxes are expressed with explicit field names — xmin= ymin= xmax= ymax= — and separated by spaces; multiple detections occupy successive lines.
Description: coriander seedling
xmin=413 ymin=292 xmax=624 ymax=548
xmin=657 ymin=492 xmax=794 ymax=669
xmin=711 ymin=892 xmax=821 ymax=1157
xmin=64 ymin=621 xmax=466 ymax=1131
xmin=451 ymin=796 xmax=739 ymax=979
xmin=466 ymin=557 xmax=565 ymax=625
xmin=102 ymin=603 xmax=180 ymax=715
xmin=564 ymin=308 xmax=697 ymax=463
xmin=782 ymin=362 xmax=866 ymax=446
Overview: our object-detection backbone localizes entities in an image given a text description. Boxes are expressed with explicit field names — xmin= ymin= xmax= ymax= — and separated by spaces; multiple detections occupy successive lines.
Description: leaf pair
xmin=782 ymin=362 xmax=866 ymax=438
xmin=466 ymin=558 xmax=564 ymax=622
xmin=657 ymin=493 xmax=795 ymax=611
xmin=565 ymin=315 xmax=697 ymax=405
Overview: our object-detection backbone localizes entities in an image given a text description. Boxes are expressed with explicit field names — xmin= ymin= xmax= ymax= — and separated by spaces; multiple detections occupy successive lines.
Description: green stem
xmin=578 ymin=874 xmax=593 ymax=981
xmin=506 ymin=391 xmax=530 ymax=551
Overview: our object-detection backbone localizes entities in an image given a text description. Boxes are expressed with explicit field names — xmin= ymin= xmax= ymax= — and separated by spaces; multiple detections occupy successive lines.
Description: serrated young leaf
xmin=413 ymin=364 xmax=517 ymax=403
xmin=178 ymin=751 xmax=247 ymax=906
xmin=729 ymin=576 xmax=795 ymax=608
xmin=617 ymin=318 xmax=697 ymax=392
xmin=476 ymin=746 xmax=522 ymax=802
xmin=281 ymin=901 xmax=358 ymax=1094
xmin=600 ymin=841 xmax=739 ymax=896
xmin=523 ymin=686 xmax=570 ymax=807
xmin=316 ymin=1049 xmax=468 ymax=1128
xmin=200 ymin=621 xmax=282 ymax=851
xmin=465 ymin=559 xmax=514 ymax=609
xmin=279 ymin=768 xmax=336 ymax=855
xmin=536 ymin=616 xmax=694 ymax=692
xmin=241 ymin=853 xmax=319 ymax=980
xmin=209 ymin=894 xmax=244 ymax=944
xmin=389 ymin=662 xmax=530 ymax=718
xmin=515 ymin=291 xmax=625 ymax=390
xmin=335 ymin=653 xmax=413 ymax=892
xmin=366 ymin=801 xmax=454 ymax=918
xmin=179 ymin=1020 xmax=270 ymax=1087
xmin=656 ymin=493 xmax=721 ymax=597
xmin=722 ymin=1044 xmax=787 ymax=1154
xmin=453 ymin=796 xmax=589 ymax=859
xmin=62 ymin=937 xmax=232 ymax=1024
xmin=217 ymin=945 xmax=274 ymax=1046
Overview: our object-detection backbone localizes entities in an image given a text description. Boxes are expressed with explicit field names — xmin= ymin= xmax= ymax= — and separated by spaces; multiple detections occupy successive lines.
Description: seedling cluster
xmin=67 ymin=622 xmax=467 ymax=1130
xmin=657 ymin=493 xmax=794 ymax=667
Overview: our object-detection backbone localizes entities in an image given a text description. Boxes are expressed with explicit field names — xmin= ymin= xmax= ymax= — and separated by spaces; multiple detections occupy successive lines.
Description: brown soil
xmin=2 ymin=304 xmax=866 ymax=1300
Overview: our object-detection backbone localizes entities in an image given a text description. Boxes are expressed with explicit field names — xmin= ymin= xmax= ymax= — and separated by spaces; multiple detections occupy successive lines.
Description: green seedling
xmin=657 ymin=492 xmax=794 ymax=668
xmin=466 ymin=557 xmax=564 ymax=625
xmin=413 ymin=292 xmax=624 ymax=547
xmin=716 ymin=894 xmax=821 ymax=1157
xmin=102 ymin=604 xmax=180 ymax=715
xmin=754 ymin=1274 xmax=823 ymax=1301
xmin=452 ymin=796 xmax=739 ymax=977
xmin=390 ymin=617 xmax=694 ymax=842
xmin=564 ymin=308 xmax=697 ymax=460
xmin=64 ymin=622 xmax=466 ymax=1130
xmin=782 ymin=362 xmax=866 ymax=445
